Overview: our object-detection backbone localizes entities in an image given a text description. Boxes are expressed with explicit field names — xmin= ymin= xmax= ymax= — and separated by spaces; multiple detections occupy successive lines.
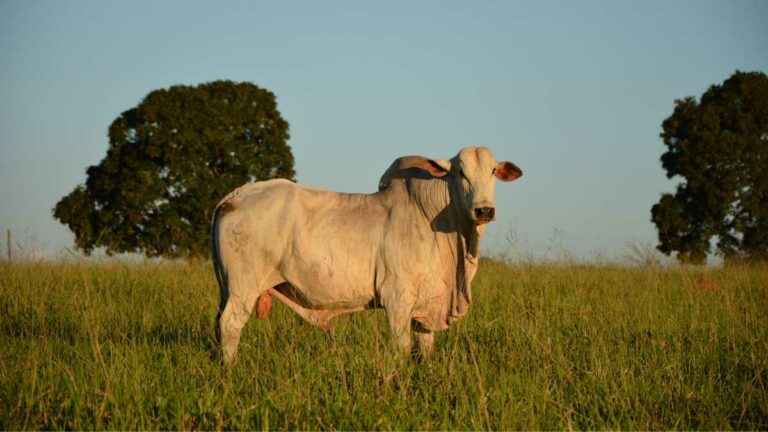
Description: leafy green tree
xmin=54 ymin=80 xmax=294 ymax=257
xmin=651 ymin=71 xmax=768 ymax=264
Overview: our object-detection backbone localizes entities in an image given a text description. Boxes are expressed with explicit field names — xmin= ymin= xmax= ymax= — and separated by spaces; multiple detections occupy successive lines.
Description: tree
xmin=54 ymin=80 xmax=295 ymax=258
xmin=651 ymin=71 xmax=768 ymax=264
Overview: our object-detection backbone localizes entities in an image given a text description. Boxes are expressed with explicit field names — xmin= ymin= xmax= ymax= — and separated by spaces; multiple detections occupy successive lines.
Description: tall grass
xmin=1 ymin=259 xmax=766 ymax=429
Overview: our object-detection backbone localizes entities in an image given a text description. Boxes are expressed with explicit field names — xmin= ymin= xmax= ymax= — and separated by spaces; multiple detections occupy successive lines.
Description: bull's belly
xmin=279 ymin=251 xmax=376 ymax=309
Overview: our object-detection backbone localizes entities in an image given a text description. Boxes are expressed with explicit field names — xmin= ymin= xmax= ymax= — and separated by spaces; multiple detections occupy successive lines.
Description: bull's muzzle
xmin=474 ymin=206 xmax=495 ymax=224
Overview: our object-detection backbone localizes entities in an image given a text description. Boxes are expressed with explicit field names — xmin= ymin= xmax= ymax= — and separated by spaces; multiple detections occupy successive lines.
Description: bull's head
xmin=389 ymin=146 xmax=522 ymax=226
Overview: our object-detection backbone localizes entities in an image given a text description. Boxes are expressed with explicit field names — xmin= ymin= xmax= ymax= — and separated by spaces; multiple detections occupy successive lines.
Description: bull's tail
xmin=211 ymin=200 xmax=235 ymax=342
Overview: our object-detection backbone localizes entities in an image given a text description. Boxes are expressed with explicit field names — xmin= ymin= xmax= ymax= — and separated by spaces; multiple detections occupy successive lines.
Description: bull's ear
xmin=416 ymin=158 xmax=451 ymax=178
xmin=495 ymin=161 xmax=522 ymax=181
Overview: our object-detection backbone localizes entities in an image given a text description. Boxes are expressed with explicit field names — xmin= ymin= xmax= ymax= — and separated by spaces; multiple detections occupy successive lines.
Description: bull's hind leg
xmin=217 ymin=269 xmax=280 ymax=366
xmin=217 ymin=291 xmax=258 ymax=365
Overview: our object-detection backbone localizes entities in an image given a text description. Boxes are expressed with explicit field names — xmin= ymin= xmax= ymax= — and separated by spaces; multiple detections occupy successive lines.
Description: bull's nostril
xmin=474 ymin=207 xmax=495 ymax=219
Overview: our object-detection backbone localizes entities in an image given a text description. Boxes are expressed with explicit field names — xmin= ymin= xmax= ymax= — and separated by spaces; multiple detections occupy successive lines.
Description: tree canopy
xmin=651 ymin=71 xmax=768 ymax=264
xmin=54 ymin=80 xmax=295 ymax=258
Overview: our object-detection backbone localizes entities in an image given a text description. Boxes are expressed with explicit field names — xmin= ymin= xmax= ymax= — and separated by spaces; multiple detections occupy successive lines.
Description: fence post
xmin=6 ymin=229 xmax=10 ymax=261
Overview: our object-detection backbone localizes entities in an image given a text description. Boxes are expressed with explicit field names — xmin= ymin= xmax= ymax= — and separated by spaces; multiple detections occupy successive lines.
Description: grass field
xmin=1 ymin=259 xmax=767 ymax=429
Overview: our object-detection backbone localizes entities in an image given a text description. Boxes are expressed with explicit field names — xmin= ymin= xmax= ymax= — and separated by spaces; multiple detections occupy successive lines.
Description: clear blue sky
xmin=1 ymin=0 xmax=766 ymax=259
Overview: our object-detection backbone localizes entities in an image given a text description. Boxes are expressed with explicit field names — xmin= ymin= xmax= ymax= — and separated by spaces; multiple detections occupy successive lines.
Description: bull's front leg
xmin=381 ymin=284 xmax=415 ymax=355
xmin=413 ymin=329 xmax=434 ymax=357
xmin=386 ymin=306 xmax=413 ymax=354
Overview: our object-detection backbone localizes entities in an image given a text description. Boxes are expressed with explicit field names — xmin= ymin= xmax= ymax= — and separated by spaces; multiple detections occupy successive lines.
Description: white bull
xmin=212 ymin=146 xmax=522 ymax=364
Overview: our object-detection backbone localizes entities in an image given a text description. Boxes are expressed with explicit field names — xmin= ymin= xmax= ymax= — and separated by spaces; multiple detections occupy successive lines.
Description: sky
xmin=1 ymin=0 xmax=766 ymax=260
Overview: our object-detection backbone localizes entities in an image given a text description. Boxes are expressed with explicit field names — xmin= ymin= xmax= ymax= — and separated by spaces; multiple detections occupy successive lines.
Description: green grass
xmin=1 ymin=259 xmax=767 ymax=429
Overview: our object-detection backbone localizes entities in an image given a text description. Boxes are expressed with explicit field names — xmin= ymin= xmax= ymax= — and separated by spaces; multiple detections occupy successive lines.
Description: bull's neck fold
xmin=401 ymin=175 xmax=481 ymax=325
xmin=405 ymin=175 xmax=481 ymax=259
